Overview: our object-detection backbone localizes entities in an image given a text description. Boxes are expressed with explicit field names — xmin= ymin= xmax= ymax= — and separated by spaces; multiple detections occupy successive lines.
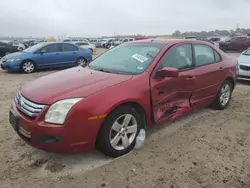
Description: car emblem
xmin=20 ymin=99 xmax=24 ymax=107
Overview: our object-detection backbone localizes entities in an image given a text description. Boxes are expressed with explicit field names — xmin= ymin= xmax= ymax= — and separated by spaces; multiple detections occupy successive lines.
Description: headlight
xmin=7 ymin=58 xmax=20 ymax=62
xmin=45 ymin=98 xmax=82 ymax=125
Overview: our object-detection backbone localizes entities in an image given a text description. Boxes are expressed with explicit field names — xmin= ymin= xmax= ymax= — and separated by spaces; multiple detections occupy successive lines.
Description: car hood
xmin=3 ymin=51 xmax=28 ymax=59
xmin=238 ymin=54 xmax=250 ymax=64
xmin=20 ymin=67 xmax=133 ymax=105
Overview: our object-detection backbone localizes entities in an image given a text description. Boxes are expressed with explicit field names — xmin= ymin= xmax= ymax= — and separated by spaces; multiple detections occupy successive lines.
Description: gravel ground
xmin=0 ymin=50 xmax=250 ymax=188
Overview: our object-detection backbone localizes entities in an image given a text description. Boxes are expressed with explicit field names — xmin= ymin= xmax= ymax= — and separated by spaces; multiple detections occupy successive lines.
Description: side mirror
xmin=157 ymin=67 xmax=179 ymax=78
xmin=40 ymin=50 xmax=46 ymax=54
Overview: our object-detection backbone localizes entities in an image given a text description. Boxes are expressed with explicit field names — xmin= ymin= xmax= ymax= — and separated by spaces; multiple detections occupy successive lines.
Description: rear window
xmin=62 ymin=44 xmax=78 ymax=51
xmin=194 ymin=45 xmax=221 ymax=66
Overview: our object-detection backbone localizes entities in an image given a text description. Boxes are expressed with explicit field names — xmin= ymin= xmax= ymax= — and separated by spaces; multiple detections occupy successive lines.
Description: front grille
xmin=14 ymin=91 xmax=45 ymax=117
xmin=238 ymin=75 xmax=250 ymax=79
xmin=240 ymin=65 xmax=250 ymax=71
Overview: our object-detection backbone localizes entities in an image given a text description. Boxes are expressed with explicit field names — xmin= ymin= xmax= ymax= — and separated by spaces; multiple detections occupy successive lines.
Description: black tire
xmin=211 ymin=80 xmax=233 ymax=110
xmin=76 ymin=57 xmax=87 ymax=67
xmin=107 ymin=44 xmax=111 ymax=49
xmin=96 ymin=106 xmax=143 ymax=158
xmin=21 ymin=60 xmax=36 ymax=73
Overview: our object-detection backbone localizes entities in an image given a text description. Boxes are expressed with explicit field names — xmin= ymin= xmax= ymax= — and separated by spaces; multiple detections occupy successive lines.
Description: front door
xmin=150 ymin=44 xmax=196 ymax=123
xmin=34 ymin=44 xmax=63 ymax=68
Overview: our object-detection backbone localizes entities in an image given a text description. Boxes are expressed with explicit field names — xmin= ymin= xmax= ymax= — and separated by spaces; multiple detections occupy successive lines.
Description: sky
xmin=0 ymin=0 xmax=250 ymax=37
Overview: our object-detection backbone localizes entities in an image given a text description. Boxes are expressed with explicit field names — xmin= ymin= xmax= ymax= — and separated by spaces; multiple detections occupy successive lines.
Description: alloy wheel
xmin=109 ymin=114 xmax=138 ymax=151
xmin=22 ymin=62 xmax=35 ymax=73
xmin=77 ymin=58 xmax=86 ymax=66
xmin=220 ymin=84 xmax=231 ymax=106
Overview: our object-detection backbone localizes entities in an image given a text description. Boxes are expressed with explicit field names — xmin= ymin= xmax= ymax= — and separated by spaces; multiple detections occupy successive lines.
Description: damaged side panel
xmin=153 ymin=98 xmax=191 ymax=123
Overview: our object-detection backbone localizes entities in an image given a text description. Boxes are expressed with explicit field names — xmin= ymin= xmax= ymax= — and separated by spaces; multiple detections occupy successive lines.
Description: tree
xmin=172 ymin=30 xmax=181 ymax=36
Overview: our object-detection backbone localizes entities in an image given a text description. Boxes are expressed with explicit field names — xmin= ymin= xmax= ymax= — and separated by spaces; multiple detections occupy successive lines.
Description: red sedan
xmin=9 ymin=39 xmax=237 ymax=157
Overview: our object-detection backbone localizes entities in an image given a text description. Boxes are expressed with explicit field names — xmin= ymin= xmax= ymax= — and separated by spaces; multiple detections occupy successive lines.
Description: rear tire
xmin=77 ymin=57 xmax=87 ymax=67
xmin=211 ymin=80 xmax=232 ymax=110
xmin=21 ymin=60 xmax=36 ymax=73
xmin=96 ymin=106 xmax=142 ymax=158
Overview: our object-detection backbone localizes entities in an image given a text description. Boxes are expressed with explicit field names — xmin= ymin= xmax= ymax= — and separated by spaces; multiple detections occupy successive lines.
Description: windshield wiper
xmin=146 ymin=53 xmax=154 ymax=59
xmin=91 ymin=67 xmax=112 ymax=73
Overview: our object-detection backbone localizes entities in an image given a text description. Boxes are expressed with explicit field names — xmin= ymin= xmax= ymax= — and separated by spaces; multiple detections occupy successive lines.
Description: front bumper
xmin=237 ymin=66 xmax=250 ymax=81
xmin=10 ymin=101 xmax=102 ymax=153
xmin=1 ymin=60 xmax=21 ymax=71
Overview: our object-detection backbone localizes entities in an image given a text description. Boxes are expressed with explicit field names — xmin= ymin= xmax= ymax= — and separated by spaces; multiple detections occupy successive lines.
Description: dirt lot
xmin=0 ymin=50 xmax=250 ymax=188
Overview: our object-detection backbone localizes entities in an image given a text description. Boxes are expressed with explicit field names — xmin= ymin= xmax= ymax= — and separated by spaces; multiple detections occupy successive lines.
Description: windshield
xmin=23 ymin=43 xmax=44 ymax=53
xmin=243 ymin=48 xmax=250 ymax=56
xmin=89 ymin=43 xmax=164 ymax=75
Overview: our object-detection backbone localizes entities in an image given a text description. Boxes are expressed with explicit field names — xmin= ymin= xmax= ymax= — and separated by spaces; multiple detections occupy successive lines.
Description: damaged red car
xmin=9 ymin=39 xmax=237 ymax=157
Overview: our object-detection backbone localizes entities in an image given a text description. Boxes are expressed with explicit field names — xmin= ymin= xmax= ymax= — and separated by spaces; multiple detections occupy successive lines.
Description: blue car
xmin=0 ymin=42 xmax=92 ymax=73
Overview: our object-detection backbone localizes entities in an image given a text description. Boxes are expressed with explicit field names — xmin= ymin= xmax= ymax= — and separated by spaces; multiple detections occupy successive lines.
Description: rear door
xmin=34 ymin=44 xmax=62 ymax=68
xmin=150 ymin=43 xmax=196 ymax=123
xmin=191 ymin=44 xmax=225 ymax=108
xmin=61 ymin=43 xmax=79 ymax=66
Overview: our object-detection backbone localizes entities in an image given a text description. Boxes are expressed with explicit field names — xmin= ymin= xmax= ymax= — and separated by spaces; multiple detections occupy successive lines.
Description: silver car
xmin=237 ymin=48 xmax=250 ymax=81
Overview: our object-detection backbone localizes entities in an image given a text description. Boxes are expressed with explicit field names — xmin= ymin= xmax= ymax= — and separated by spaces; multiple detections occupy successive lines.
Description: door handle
xmin=55 ymin=53 xmax=60 ymax=55
xmin=219 ymin=67 xmax=224 ymax=71
xmin=185 ymin=76 xmax=195 ymax=80
xmin=156 ymin=89 xmax=164 ymax=95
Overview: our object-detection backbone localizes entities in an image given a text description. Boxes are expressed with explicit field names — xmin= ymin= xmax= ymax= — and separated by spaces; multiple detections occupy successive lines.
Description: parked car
xmin=9 ymin=40 xmax=237 ymax=157
xmin=105 ymin=38 xmax=120 ymax=48
xmin=219 ymin=36 xmax=250 ymax=52
xmin=88 ymin=39 xmax=101 ymax=47
xmin=1 ymin=42 xmax=92 ymax=73
xmin=237 ymin=47 xmax=250 ymax=81
xmin=12 ymin=42 xmax=26 ymax=51
xmin=73 ymin=41 xmax=96 ymax=54
xmin=0 ymin=41 xmax=19 ymax=58
xmin=59 ymin=38 xmax=88 ymax=43
xmin=113 ymin=38 xmax=134 ymax=46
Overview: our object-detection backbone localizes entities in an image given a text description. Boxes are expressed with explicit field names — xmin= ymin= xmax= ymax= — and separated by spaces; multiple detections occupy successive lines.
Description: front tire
xmin=21 ymin=61 xmax=36 ymax=73
xmin=96 ymin=106 xmax=142 ymax=157
xmin=211 ymin=80 xmax=232 ymax=110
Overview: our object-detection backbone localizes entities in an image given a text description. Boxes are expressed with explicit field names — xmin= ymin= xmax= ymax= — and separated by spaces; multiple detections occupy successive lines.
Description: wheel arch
xmin=105 ymin=101 xmax=147 ymax=129
xmin=77 ymin=56 xmax=87 ymax=62
xmin=225 ymin=77 xmax=235 ymax=90
xmin=20 ymin=59 xmax=36 ymax=68
xmin=95 ymin=101 xmax=148 ymax=150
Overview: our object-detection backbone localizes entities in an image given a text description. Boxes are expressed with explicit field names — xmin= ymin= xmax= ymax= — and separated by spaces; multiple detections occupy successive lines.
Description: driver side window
xmin=160 ymin=44 xmax=193 ymax=70
xmin=41 ymin=44 xmax=61 ymax=53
